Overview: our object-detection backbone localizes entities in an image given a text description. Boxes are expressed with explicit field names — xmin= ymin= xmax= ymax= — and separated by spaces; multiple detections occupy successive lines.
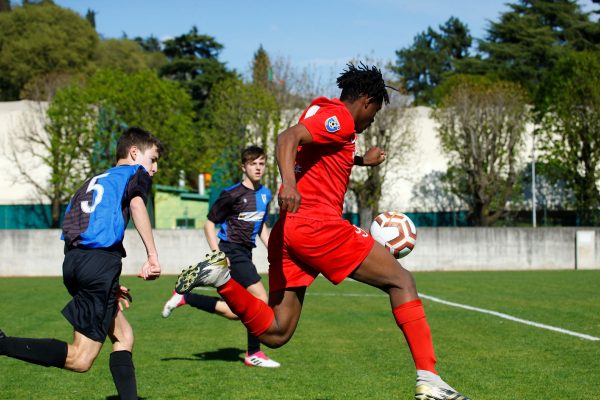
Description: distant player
xmin=163 ymin=145 xmax=280 ymax=368
xmin=0 ymin=127 xmax=163 ymax=400
xmin=175 ymin=63 xmax=471 ymax=399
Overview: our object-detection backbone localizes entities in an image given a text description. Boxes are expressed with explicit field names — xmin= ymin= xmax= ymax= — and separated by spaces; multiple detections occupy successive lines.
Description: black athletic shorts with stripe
xmin=61 ymin=248 xmax=122 ymax=343
xmin=218 ymin=241 xmax=261 ymax=288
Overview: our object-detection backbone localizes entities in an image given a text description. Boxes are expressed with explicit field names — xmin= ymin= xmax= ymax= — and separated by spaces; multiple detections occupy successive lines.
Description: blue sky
xmin=53 ymin=0 xmax=596 ymax=78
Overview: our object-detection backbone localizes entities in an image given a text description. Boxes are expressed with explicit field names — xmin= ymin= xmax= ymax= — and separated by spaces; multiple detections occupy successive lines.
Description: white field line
xmin=305 ymin=291 xmax=600 ymax=342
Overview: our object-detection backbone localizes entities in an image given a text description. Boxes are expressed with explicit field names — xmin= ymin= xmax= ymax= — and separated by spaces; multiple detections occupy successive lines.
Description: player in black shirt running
xmin=0 ymin=127 xmax=163 ymax=400
xmin=162 ymin=146 xmax=280 ymax=368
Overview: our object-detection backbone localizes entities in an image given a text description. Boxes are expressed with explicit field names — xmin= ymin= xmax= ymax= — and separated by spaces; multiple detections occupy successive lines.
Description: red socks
xmin=392 ymin=299 xmax=437 ymax=374
xmin=218 ymin=279 xmax=274 ymax=337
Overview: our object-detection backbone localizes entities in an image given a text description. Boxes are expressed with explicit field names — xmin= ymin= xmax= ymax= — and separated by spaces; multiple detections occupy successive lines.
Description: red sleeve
xmin=300 ymin=105 xmax=355 ymax=144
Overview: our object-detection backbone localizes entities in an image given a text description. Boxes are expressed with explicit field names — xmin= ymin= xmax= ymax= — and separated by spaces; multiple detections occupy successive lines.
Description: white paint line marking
xmin=306 ymin=291 xmax=600 ymax=341
xmin=417 ymin=293 xmax=600 ymax=342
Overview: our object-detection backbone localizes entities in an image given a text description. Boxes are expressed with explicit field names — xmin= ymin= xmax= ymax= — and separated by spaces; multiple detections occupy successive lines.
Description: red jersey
xmin=294 ymin=97 xmax=356 ymax=219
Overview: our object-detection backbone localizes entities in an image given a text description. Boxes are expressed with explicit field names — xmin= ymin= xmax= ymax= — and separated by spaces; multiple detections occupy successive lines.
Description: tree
xmin=251 ymin=45 xmax=273 ymax=89
xmin=0 ymin=1 xmax=98 ymax=100
xmin=7 ymin=69 xmax=199 ymax=227
xmin=536 ymin=51 xmax=600 ymax=225
xmin=478 ymin=0 xmax=599 ymax=100
xmin=349 ymin=82 xmax=416 ymax=229
xmin=433 ymin=75 xmax=530 ymax=226
xmin=131 ymin=35 xmax=168 ymax=71
xmin=0 ymin=0 xmax=11 ymax=12
xmin=160 ymin=26 xmax=236 ymax=112
xmin=134 ymin=35 xmax=162 ymax=52
xmin=199 ymin=77 xmax=280 ymax=193
xmin=392 ymin=17 xmax=472 ymax=105
xmin=7 ymin=88 xmax=96 ymax=227
xmin=19 ymin=71 xmax=84 ymax=101
xmin=84 ymin=69 xmax=199 ymax=186
xmin=85 ymin=8 xmax=95 ymax=28
xmin=270 ymin=55 xmax=326 ymax=128
xmin=93 ymin=39 xmax=157 ymax=74
xmin=516 ymin=161 xmax=574 ymax=225
xmin=410 ymin=171 xmax=465 ymax=213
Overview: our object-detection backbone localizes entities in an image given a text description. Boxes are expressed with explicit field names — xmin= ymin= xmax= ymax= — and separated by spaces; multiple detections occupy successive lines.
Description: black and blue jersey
xmin=61 ymin=164 xmax=152 ymax=253
xmin=207 ymin=183 xmax=271 ymax=248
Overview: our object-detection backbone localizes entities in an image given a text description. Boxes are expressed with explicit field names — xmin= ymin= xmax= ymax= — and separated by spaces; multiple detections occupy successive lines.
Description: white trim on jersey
xmin=237 ymin=211 xmax=266 ymax=222
xmin=304 ymin=105 xmax=320 ymax=119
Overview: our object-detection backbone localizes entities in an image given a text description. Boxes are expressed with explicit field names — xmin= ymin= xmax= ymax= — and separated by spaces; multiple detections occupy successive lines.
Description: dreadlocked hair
xmin=336 ymin=62 xmax=390 ymax=105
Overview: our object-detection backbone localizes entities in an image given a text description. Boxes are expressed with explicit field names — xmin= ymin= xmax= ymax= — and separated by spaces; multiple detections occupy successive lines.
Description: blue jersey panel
xmin=62 ymin=164 xmax=150 ymax=249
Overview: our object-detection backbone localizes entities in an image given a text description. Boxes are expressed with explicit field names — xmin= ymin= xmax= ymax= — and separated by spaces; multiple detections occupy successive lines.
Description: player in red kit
xmin=175 ymin=63 xmax=471 ymax=400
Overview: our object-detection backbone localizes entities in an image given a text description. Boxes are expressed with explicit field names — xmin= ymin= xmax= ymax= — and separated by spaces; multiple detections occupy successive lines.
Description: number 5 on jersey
xmin=81 ymin=173 xmax=110 ymax=214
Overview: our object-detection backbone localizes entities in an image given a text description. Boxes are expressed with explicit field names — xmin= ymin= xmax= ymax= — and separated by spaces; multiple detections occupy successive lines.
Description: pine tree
xmin=392 ymin=17 xmax=472 ymax=105
xmin=251 ymin=44 xmax=272 ymax=90
xmin=85 ymin=8 xmax=95 ymax=28
xmin=478 ymin=0 xmax=599 ymax=99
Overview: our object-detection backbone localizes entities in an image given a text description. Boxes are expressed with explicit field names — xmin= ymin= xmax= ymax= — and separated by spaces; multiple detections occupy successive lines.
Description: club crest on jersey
xmin=261 ymin=194 xmax=267 ymax=204
xmin=325 ymin=116 xmax=341 ymax=133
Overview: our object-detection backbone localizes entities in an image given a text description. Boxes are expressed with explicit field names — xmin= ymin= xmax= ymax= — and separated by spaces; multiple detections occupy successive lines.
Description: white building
xmin=1 ymin=100 xmax=536 ymax=218
xmin=0 ymin=101 xmax=50 ymax=205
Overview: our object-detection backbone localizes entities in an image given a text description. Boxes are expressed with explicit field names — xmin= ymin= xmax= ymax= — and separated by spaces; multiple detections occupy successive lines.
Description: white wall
xmin=0 ymin=228 xmax=597 ymax=277
xmin=0 ymin=101 xmax=50 ymax=204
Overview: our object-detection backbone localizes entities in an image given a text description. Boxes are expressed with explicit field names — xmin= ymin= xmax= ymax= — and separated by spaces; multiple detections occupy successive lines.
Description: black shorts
xmin=218 ymin=241 xmax=261 ymax=288
xmin=61 ymin=248 xmax=122 ymax=343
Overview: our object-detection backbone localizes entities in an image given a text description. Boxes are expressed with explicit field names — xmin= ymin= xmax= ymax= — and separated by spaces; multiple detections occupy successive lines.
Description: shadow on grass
xmin=105 ymin=397 xmax=148 ymax=400
xmin=161 ymin=347 xmax=244 ymax=363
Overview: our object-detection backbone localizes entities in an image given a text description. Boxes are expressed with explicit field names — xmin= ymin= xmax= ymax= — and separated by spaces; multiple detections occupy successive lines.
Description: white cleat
xmin=415 ymin=370 xmax=471 ymax=400
xmin=161 ymin=291 xmax=185 ymax=318
xmin=175 ymin=251 xmax=230 ymax=294
xmin=244 ymin=351 xmax=281 ymax=368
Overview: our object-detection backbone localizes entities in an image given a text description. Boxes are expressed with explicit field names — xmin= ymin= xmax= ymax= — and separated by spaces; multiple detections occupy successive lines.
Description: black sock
xmin=247 ymin=332 xmax=261 ymax=355
xmin=184 ymin=293 xmax=219 ymax=313
xmin=109 ymin=350 xmax=137 ymax=400
xmin=0 ymin=336 xmax=67 ymax=368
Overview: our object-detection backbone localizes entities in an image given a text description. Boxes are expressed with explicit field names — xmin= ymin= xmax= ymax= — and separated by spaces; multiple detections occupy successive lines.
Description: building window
xmin=175 ymin=218 xmax=195 ymax=229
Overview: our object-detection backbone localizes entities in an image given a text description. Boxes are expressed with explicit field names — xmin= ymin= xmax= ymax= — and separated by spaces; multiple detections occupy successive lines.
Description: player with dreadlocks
xmin=175 ymin=63 xmax=470 ymax=400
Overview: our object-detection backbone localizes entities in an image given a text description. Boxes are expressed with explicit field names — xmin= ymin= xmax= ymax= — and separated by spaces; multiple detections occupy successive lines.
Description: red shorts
xmin=268 ymin=214 xmax=374 ymax=292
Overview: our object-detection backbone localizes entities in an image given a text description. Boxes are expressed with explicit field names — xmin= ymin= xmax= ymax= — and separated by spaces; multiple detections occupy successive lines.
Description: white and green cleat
xmin=175 ymin=251 xmax=230 ymax=294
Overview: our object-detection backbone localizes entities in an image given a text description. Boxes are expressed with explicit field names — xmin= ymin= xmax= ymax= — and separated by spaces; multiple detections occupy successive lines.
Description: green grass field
xmin=1 ymin=270 xmax=599 ymax=399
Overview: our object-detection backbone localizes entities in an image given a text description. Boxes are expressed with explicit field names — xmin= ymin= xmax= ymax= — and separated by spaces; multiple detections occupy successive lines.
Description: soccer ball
xmin=370 ymin=212 xmax=417 ymax=259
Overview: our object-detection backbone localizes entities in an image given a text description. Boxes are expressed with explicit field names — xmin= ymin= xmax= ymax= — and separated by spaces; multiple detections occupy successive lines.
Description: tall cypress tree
xmin=251 ymin=44 xmax=272 ymax=90
xmin=478 ymin=0 xmax=599 ymax=99
xmin=85 ymin=8 xmax=95 ymax=28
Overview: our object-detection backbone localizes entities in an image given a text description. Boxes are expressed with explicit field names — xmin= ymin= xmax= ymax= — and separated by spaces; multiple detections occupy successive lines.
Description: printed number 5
xmin=81 ymin=173 xmax=109 ymax=214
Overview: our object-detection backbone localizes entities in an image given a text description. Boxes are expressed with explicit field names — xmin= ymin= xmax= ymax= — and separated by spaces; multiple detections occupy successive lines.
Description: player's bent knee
xmin=392 ymin=276 xmax=417 ymax=295
xmin=109 ymin=327 xmax=135 ymax=350
xmin=261 ymin=333 xmax=292 ymax=349
xmin=67 ymin=352 xmax=97 ymax=373
xmin=70 ymin=360 xmax=93 ymax=373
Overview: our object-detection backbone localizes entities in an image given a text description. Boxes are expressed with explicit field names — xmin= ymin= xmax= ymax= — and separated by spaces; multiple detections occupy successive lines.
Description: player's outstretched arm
xmin=276 ymin=124 xmax=312 ymax=212
xmin=130 ymin=196 xmax=161 ymax=280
